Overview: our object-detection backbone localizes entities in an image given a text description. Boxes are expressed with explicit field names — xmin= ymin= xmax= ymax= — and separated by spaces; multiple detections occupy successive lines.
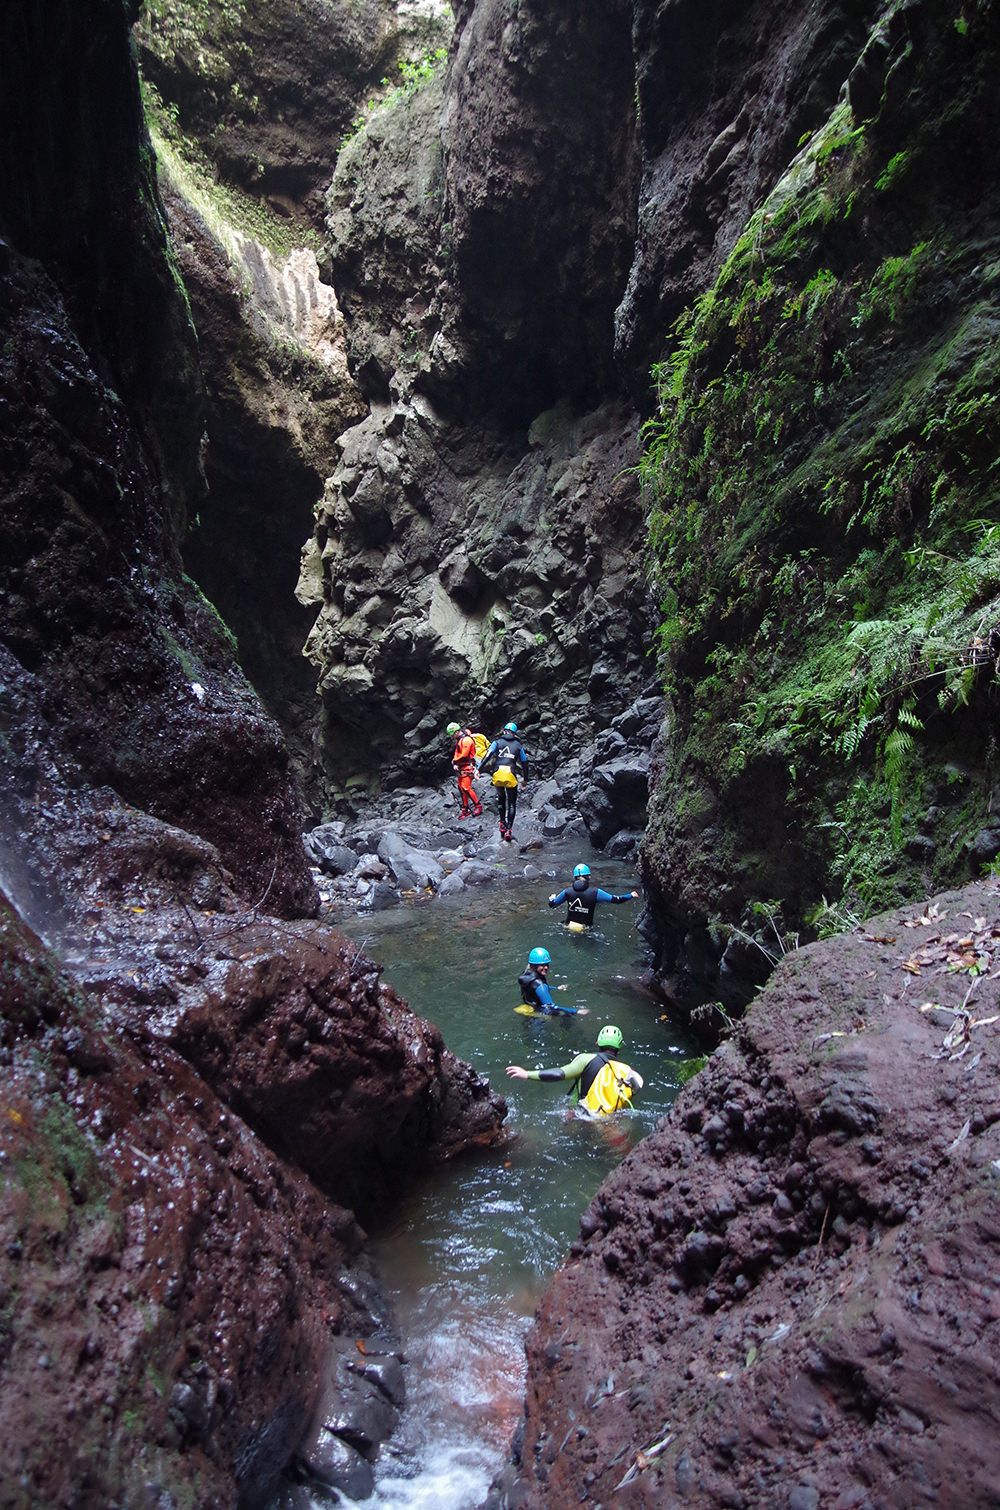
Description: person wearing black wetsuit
xmin=516 ymin=947 xmax=584 ymax=1016
xmin=479 ymin=721 xmax=528 ymax=841
xmin=548 ymin=864 xmax=639 ymax=927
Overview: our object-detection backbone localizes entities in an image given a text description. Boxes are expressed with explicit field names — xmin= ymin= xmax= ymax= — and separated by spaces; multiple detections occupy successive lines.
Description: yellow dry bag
xmin=581 ymin=1058 xmax=634 ymax=1116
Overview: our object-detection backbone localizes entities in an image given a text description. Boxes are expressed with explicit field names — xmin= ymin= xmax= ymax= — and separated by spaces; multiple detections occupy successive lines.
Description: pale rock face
xmin=229 ymin=236 xmax=353 ymax=381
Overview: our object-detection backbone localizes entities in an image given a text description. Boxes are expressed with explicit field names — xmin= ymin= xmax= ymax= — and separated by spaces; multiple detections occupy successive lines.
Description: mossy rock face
xmin=136 ymin=0 xmax=453 ymax=223
xmin=641 ymin=0 xmax=1000 ymax=966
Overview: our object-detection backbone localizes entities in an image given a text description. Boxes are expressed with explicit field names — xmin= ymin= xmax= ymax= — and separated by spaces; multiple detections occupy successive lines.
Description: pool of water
xmin=333 ymin=852 xmax=699 ymax=1507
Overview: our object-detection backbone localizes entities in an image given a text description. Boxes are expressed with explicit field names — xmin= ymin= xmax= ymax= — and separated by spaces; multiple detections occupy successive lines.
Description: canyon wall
xmin=0 ymin=4 xmax=506 ymax=1503
xmin=639 ymin=0 xmax=1000 ymax=1012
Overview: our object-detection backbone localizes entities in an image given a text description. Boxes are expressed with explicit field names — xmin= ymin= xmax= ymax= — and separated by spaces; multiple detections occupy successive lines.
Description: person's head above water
xmin=527 ymin=947 xmax=551 ymax=968
xmin=573 ymin=863 xmax=591 ymax=878
xmin=596 ymin=1024 xmax=623 ymax=1051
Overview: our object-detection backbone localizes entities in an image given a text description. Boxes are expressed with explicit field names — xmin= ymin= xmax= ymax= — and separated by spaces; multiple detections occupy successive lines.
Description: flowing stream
xmin=333 ymin=850 xmax=700 ymax=1507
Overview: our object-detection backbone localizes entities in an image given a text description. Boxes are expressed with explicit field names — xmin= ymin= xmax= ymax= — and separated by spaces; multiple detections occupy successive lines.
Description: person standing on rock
xmin=548 ymin=863 xmax=639 ymax=931
xmin=447 ymin=722 xmax=483 ymax=820
xmin=516 ymin=947 xmax=587 ymax=1016
xmin=506 ymin=1025 xmax=642 ymax=1115
xmin=479 ymin=721 xmax=528 ymax=842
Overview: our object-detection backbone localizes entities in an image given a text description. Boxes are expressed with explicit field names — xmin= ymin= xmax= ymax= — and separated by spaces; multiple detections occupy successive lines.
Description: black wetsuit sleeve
xmin=537 ymin=1069 xmax=566 ymax=1081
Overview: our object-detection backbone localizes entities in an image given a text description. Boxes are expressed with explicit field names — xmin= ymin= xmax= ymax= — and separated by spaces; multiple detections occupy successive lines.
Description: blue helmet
xmin=573 ymin=863 xmax=591 ymax=878
xmin=503 ymin=721 xmax=518 ymax=733
xmin=528 ymin=947 xmax=551 ymax=966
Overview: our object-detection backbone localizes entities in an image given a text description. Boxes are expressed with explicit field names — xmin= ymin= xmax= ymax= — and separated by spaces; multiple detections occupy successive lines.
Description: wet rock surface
xmin=0 ymin=169 xmax=313 ymax=917
xmin=296 ymin=0 xmax=652 ymax=799
xmin=0 ymin=896 xmax=372 ymax=1509
xmin=0 ymin=641 xmax=506 ymax=1504
xmin=497 ymin=881 xmax=1000 ymax=1507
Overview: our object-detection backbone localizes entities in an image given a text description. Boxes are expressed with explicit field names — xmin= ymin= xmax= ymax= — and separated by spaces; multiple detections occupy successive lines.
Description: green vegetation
xmin=138 ymin=0 xmax=249 ymax=90
xmin=676 ymin=1055 xmax=709 ymax=1085
xmin=182 ymin=574 xmax=240 ymax=654
xmin=143 ymin=79 xmax=320 ymax=257
xmin=640 ymin=9 xmax=1000 ymax=928
xmin=344 ymin=47 xmax=448 ymax=143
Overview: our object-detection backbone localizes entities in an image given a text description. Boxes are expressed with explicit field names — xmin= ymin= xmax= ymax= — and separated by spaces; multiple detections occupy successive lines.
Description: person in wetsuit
xmin=479 ymin=721 xmax=527 ymax=842
xmin=506 ymin=1025 xmax=643 ymax=1114
xmin=446 ymin=721 xmax=482 ymax=819
xmin=517 ymin=947 xmax=586 ymax=1016
xmin=548 ymin=863 xmax=639 ymax=927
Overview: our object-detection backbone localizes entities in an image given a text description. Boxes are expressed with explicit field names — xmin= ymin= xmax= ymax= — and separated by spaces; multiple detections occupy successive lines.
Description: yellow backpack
xmin=472 ymin=732 xmax=489 ymax=760
xmin=581 ymin=1057 xmax=634 ymax=1116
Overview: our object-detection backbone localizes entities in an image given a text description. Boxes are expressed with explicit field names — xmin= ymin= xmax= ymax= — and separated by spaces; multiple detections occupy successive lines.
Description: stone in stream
xmin=307 ymin=836 xmax=359 ymax=878
xmin=297 ymin=1426 xmax=374 ymax=1500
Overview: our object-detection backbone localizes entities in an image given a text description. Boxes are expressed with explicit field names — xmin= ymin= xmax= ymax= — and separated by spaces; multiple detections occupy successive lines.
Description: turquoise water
xmin=336 ymin=855 xmax=699 ymax=1507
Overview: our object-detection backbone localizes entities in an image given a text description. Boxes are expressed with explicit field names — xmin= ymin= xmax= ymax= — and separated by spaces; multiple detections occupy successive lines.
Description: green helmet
xmin=597 ymin=1025 xmax=623 ymax=1051
xmin=446 ymin=722 xmax=461 ymax=736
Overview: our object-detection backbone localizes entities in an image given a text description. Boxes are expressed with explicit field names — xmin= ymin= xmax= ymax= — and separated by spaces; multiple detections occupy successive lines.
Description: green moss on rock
xmin=642 ymin=0 xmax=1000 ymax=931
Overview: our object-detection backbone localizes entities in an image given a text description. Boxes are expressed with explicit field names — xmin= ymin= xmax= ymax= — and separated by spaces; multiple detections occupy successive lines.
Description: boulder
xmin=577 ymin=785 xmax=619 ymax=848
xmin=605 ymin=828 xmax=641 ymax=859
xmin=611 ymin=695 xmax=664 ymax=739
xmin=366 ymin=880 xmax=399 ymax=911
xmin=592 ymin=727 xmax=627 ymax=761
xmin=409 ymin=852 xmax=444 ymax=889
xmin=348 ymin=1353 xmax=405 ymax=1410
xmin=298 ymin=1428 xmax=374 ymax=1501
xmin=313 ymin=843 xmax=360 ymax=878
xmin=386 ymin=856 xmax=420 ymax=890
xmin=376 ymin=830 xmax=416 ymax=863
xmin=966 ymin=826 xmax=1000 ymax=871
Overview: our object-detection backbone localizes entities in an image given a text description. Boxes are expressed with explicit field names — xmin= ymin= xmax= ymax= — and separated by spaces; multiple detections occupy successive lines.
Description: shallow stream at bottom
xmin=334 ymin=852 xmax=700 ymax=1507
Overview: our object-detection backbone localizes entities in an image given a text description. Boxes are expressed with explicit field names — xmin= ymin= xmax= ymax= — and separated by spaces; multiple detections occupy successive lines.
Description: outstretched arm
xmin=507 ymin=1053 xmax=592 ymax=1082
xmin=548 ymin=887 xmax=570 ymax=908
xmin=595 ymin=888 xmax=640 ymax=904
xmin=506 ymin=1065 xmax=566 ymax=1080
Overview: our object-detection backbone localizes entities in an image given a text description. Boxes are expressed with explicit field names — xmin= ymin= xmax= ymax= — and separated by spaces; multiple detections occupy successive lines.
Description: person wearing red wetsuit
xmin=446 ymin=721 xmax=482 ymax=819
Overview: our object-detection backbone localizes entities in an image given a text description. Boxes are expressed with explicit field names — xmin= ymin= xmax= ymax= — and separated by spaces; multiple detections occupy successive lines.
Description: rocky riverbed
xmin=304 ymin=691 xmax=661 ymax=915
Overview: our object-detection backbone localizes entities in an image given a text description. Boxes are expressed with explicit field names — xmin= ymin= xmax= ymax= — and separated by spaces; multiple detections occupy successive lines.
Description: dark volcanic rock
xmin=161 ymin=178 xmax=365 ymax=802
xmin=500 ymin=881 xmax=1000 ymax=1507
xmin=443 ymin=0 xmax=639 ymax=417
xmin=617 ymin=0 xmax=884 ymax=386
xmin=0 ymin=2 xmax=315 ymax=917
xmin=301 ymin=0 xmax=653 ymax=801
xmin=0 ymin=657 xmax=507 ymax=1502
